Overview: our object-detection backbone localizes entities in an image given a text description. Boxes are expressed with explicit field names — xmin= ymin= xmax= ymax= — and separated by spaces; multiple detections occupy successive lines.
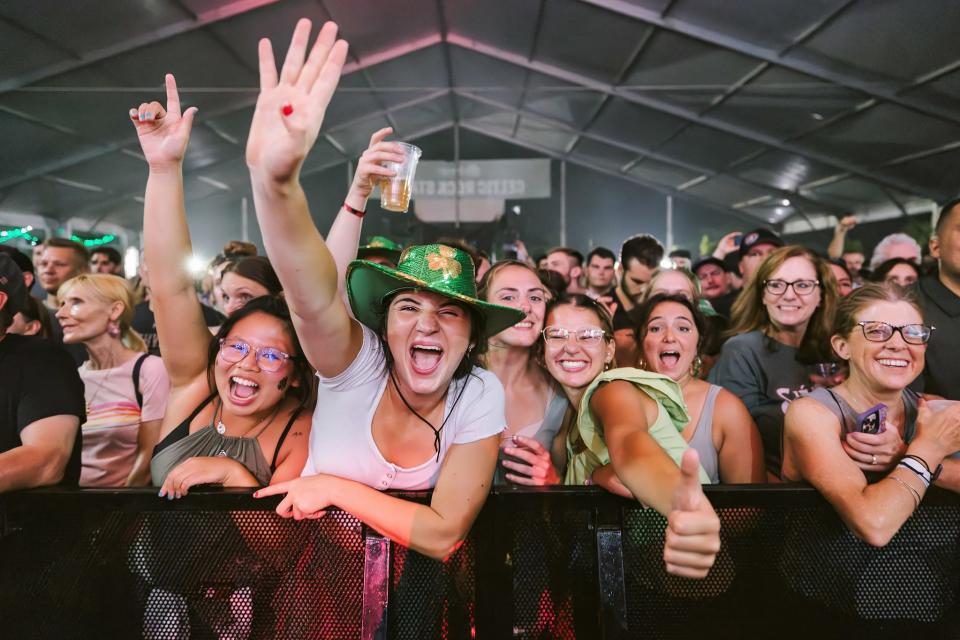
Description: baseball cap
xmin=692 ymin=256 xmax=725 ymax=274
xmin=739 ymin=228 xmax=783 ymax=259
xmin=0 ymin=253 xmax=27 ymax=316
xmin=0 ymin=246 xmax=34 ymax=274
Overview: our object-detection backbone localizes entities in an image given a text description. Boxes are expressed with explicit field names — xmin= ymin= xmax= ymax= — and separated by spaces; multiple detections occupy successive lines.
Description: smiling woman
xmin=708 ymin=245 xmax=839 ymax=477
xmin=782 ymin=284 xmax=960 ymax=546
xmin=242 ymin=18 xmax=527 ymax=562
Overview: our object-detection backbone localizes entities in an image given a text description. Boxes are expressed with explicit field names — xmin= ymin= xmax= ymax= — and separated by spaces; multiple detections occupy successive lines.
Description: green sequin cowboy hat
xmin=346 ymin=243 xmax=525 ymax=341
xmin=356 ymin=236 xmax=403 ymax=265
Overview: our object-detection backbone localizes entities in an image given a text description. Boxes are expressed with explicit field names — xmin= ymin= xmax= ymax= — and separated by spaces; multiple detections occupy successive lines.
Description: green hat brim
xmin=356 ymin=247 xmax=402 ymax=264
xmin=346 ymin=259 xmax=525 ymax=342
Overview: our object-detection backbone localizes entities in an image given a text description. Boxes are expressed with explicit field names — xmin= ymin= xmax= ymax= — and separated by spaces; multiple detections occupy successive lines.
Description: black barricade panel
xmin=1 ymin=487 xmax=959 ymax=639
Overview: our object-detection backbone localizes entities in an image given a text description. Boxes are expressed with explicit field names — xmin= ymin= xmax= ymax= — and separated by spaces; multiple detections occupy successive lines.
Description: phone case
xmin=856 ymin=403 xmax=886 ymax=434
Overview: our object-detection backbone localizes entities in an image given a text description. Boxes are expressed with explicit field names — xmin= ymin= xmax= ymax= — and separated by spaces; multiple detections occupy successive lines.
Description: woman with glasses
xmin=542 ymin=293 xmax=721 ymax=578
xmin=782 ymin=284 xmax=960 ymax=545
xmin=708 ymin=246 xmax=841 ymax=477
xmin=129 ymin=75 xmax=313 ymax=497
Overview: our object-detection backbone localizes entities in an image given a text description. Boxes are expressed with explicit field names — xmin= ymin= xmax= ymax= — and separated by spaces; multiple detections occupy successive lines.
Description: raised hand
xmin=501 ymin=435 xmax=561 ymax=486
xmin=129 ymin=74 xmax=197 ymax=169
xmin=663 ymin=448 xmax=721 ymax=579
xmin=347 ymin=127 xmax=405 ymax=203
xmin=246 ymin=19 xmax=349 ymax=184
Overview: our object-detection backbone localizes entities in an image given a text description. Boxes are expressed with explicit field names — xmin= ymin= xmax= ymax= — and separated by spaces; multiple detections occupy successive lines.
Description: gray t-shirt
xmin=708 ymin=330 xmax=813 ymax=475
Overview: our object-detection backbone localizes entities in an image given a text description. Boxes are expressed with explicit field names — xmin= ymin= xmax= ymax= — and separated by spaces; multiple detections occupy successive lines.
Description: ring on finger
xmin=871 ymin=454 xmax=877 ymax=465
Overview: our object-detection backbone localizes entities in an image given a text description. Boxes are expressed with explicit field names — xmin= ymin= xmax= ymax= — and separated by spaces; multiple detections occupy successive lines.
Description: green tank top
xmin=564 ymin=367 xmax=709 ymax=486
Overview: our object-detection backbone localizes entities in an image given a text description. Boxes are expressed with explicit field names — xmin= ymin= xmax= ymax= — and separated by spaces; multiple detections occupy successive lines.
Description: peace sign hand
xmin=246 ymin=19 xmax=349 ymax=184
xmin=129 ymin=74 xmax=197 ymax=169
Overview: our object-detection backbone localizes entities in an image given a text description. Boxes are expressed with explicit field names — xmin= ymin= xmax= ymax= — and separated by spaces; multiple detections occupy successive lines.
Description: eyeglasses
xmin=857 ymin=321 xmax=934 ymax=345
xmin=218 ymin=339 xmax=292 ymax=372
xmin=542 ymin=326 xmax=607 ymax=344
xmin=763 ymin=279 xmax=819 ymax=296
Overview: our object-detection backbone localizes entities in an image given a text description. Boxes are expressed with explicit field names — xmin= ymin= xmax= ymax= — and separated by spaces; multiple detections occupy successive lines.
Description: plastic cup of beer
xmin=378 ymin=142 xmax=421 ymax=213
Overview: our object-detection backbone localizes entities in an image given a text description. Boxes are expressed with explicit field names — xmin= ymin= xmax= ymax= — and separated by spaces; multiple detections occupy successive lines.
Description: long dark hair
xmin=373 ymin=289 xmax=486 ymax=380
xmin=221 ymin=256 xmax=282 ymax=295
xmin=206 ymin=295 xmax=314 ymax=409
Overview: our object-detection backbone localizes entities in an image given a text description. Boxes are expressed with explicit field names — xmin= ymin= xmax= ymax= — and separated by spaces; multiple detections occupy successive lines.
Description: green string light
xmin=70 ymin=233 xmax=116 ymax=247
xmin=0 ymin=226 xmax=40 ymax=245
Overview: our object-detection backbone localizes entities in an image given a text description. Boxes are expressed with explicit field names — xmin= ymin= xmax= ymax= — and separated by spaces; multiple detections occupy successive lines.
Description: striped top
xmin=79 ymin=354 xmax=170 ymax=487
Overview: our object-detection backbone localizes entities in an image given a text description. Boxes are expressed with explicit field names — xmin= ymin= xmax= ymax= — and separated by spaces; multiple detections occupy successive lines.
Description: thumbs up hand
xmin=663 ymin=448 xmax=721 ymax=579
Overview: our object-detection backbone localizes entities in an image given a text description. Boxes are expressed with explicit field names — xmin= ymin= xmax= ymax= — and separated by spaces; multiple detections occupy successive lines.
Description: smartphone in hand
xmin=857 ymin=403 xmax=886 ymax=434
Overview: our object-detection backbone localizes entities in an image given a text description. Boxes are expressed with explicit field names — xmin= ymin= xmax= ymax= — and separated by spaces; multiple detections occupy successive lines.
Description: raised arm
xmin=326 ymin=127 xmax=404 ymax=309
xmin=592 ymin=381 xmax=720 ymax=578
xmin=131 ymin=75 xmax=211 ymax=387
xmin=245 ymin=19 xmax=360 ymax=377
xmin=785 ymin=398 xmax=960 ymax=547
xmin=827 ymin=215 xmax=856 ymax=260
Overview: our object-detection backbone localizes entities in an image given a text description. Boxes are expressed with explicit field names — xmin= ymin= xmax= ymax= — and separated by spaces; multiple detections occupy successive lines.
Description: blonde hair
xmin=640 ymin=267 xmax=701 ymax=305
xmin=58 ymin=274 xmax=147 ymax=353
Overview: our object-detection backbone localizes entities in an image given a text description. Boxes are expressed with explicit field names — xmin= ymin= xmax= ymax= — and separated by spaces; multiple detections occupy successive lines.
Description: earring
xmin=691 ymin=355 xmax=703 ymax=378
xmin=637 ymin=357 xmax=646 ymax=370
xmin=107 ymin=322 xmax=121 ymax=339
xmin=604 ymin=359 xmax=612 ymax=371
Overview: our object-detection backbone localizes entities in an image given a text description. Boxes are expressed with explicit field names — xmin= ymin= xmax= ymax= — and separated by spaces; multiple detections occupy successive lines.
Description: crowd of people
xmin=2 ymin=19 xmax=960 ymax=591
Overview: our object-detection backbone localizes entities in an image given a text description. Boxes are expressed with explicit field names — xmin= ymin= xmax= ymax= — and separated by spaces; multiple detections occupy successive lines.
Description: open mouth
xmin=877 ymin=358 xmax=908 ymax=368
xmin=557 ymin=358 xmax=588 ymax=373
xmin=410 ymin=344 xmax=443 ymax=375
xmin=229 ymin=375 xmax=260 ymax=402
xmin=659 ymin=351 xmax=681 ymax=368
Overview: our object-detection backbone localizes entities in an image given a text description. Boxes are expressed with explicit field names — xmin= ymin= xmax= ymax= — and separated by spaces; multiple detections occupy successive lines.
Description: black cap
xmin=0 ymin=246 xmax=34 ymax=274
xmin=739 ymin=228 xmax=783 ymax=259
xmin=0 ymin=253 xmax=27 ymax=316
xmin=692 ymin=256 xmax=725 ymax=275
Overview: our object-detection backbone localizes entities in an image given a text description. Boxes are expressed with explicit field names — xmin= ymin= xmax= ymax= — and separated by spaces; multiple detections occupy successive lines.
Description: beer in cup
xmin=378 ymin=142 xmax=421 ymax=213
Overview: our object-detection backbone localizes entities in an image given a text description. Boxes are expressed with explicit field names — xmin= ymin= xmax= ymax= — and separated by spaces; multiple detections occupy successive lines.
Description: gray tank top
xmin=806 ymin=386 xmax=918 ymax=443
xmin=686 ymin=384 xmax=721 ymax=484
xmin=151 ymin=396 xmax=298 ymax=487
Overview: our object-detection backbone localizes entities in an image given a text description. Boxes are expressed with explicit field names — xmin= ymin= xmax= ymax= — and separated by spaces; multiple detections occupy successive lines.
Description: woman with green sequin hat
xmin=245 ymin=20 xmax=523 ymax=561
xmin=347 ymin=243 xmax=525 ymax=343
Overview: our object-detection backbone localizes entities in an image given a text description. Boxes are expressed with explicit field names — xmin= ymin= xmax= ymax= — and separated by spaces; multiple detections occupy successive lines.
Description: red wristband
xmin=343 ymin=202 xmax=365 ymax=218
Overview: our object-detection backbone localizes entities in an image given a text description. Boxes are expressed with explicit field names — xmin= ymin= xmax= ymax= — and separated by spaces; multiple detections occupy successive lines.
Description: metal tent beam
xmin=445 ymin=34 xmax=936 ymax=199
xmin=577 ymin=0 xmax=960 ymax=127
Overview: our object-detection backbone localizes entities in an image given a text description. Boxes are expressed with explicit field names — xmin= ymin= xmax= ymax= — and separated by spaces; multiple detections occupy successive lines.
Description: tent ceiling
xmin=1 ymin=0 xmax=958 ymax=232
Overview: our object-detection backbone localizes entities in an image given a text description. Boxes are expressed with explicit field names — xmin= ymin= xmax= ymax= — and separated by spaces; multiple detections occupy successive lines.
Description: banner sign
xmin=408 ymin=159 xmax=551 ymax=200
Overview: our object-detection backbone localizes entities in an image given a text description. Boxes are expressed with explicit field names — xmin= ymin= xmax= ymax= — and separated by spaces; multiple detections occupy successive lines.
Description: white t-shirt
xmin=303 ymin=324 xmax=507 ymax=490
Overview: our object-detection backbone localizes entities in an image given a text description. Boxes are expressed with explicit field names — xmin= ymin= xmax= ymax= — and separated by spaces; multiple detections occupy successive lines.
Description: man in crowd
xmin=0 ymin=253 xmax=84 ymax=491
xmin=584 ymin=247 xmax=616 ymax=298
xmin=89 ymin=246 xmax=124 ymax=275
xmin=693 ymin=256 xmax=735 ymax=317
xmin=610 ymin=234 xmax=664 ymax=364
xmin=668 ymin=249 xmax=692 ymax=270
xmin=37 ymin=238 xmax=89 ymax=365
xmin=737 ymin=228 xmax=783 ymax=285
xmin=39 ymin=238 xmax=89 ymax=312
xmin=545 ymin=247 xmax=585 ymax=295
xmin=869 ymin=232 xmax=922 ymax=271
xmin=917 ymin=199 xmax=960 ymax=399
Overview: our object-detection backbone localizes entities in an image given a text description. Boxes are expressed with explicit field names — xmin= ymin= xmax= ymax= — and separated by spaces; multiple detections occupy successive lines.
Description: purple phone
xmin=856 ymin=403 xmax=886 ymax=434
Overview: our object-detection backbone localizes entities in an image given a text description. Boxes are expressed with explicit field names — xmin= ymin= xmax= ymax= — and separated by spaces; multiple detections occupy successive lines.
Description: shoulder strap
xmin=270 ymin=406 xmax=304 ymax=472
xmin=131 ymin=353 xmax=150 ymax=408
